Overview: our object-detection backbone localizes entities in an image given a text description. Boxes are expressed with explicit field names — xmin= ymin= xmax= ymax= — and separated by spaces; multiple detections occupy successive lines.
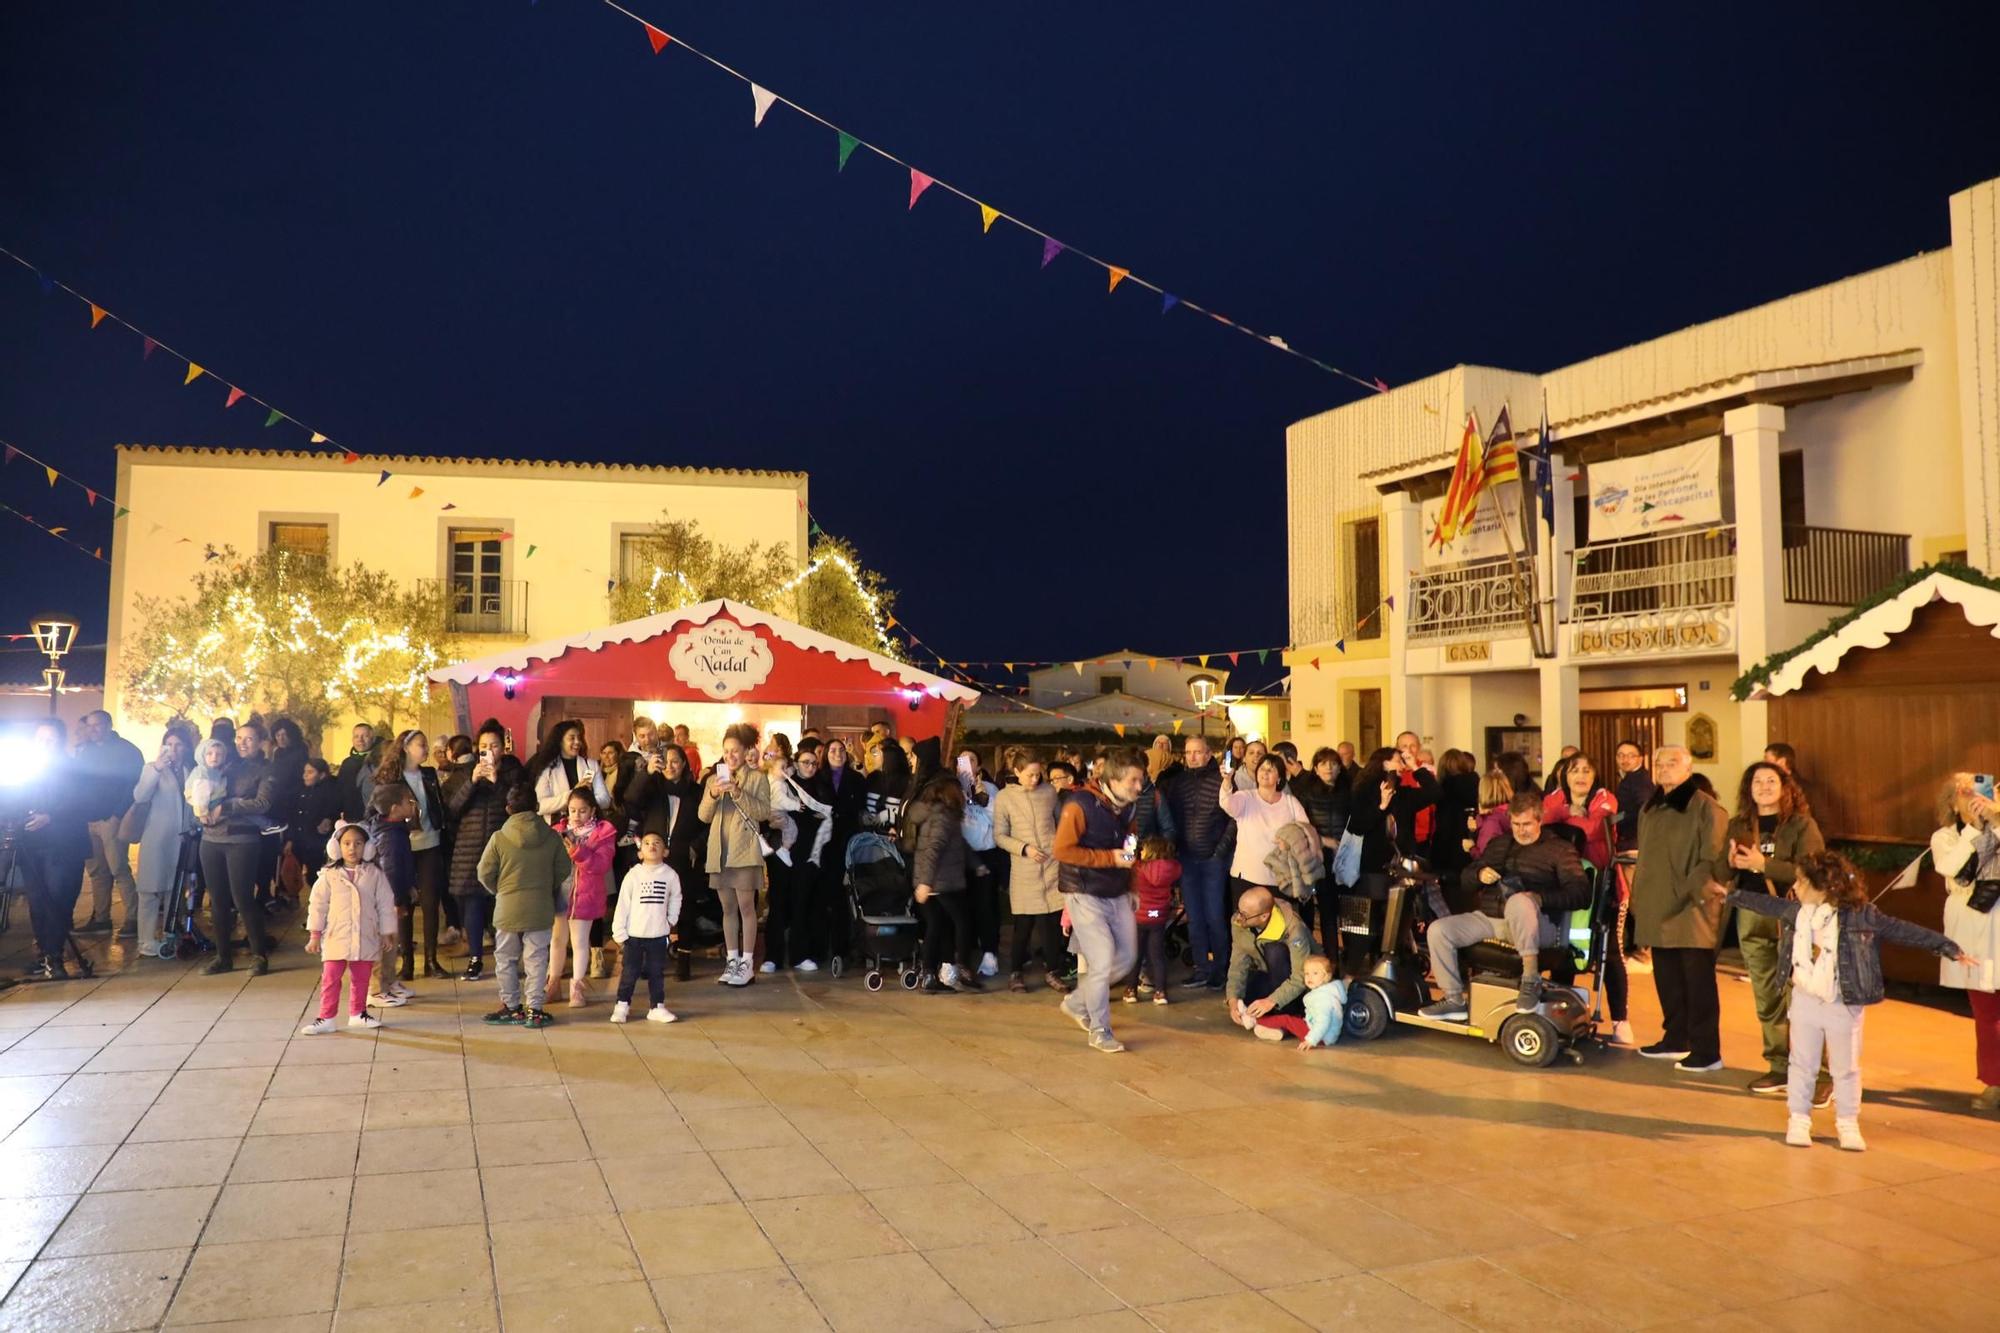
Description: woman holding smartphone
xmin=1936 ymin=772 xmax=2000 ymax=1111
xmin=698 ymin=723 xmax=772 ymax=986
xmin=445 ymin=720 xmax=523 ymax=980
xmin=1718 ymin=762 xmax=1824 ymax=1096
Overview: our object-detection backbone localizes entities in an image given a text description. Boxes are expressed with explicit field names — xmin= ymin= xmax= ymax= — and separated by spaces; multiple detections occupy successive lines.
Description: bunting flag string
xmin=588 ymin=0 xmax=1390 ymax=396
xmin=0 ymin=501 xmax=111 ymax=565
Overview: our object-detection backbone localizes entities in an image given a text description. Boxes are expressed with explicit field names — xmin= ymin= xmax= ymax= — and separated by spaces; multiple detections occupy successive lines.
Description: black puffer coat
xmin=1161 ymin=762 xmax=1229 ymax=862
xmin=444 ymin=754 xmax=523 ymax=898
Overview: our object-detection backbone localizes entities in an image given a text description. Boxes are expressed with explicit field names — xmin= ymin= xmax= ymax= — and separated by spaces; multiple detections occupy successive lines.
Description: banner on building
xmin=1421 ymin=492 xmax=1521 ymax=567
xmin=1586 ymin=436 xmax=1722 ymax=541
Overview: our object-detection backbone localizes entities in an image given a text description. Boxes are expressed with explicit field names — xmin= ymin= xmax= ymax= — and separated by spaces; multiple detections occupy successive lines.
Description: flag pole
xmin=1479 ymin=479 xmax=1544 ymax=659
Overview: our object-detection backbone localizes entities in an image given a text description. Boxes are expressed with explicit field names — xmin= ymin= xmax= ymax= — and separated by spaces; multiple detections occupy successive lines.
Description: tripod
xmin=0 ymin=820 xmax=96 ymax=982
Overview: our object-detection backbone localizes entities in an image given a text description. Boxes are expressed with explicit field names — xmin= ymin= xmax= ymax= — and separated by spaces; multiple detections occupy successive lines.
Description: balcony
xmin=1407 ymin=556 xmax=1537 ymax=644
xmin=1568 ymin=525 xmax=1736 ymax=656
xmin=419 ymin=577 xmax=529 ymax=636
xmin=1781 ymin=524 xmax=1909 ymax=606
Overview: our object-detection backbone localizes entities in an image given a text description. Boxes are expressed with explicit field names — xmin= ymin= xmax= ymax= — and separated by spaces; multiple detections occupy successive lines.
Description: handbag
xmin=1969 ymin=880 xmax=2000 ymax=914
xmin=1331 ymin=829 xmax=1364 ymax=888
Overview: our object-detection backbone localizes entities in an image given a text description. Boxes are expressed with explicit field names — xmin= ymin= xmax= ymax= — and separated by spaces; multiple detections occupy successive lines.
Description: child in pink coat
xmin=302 ymin=823 xmax=399 ymax=1034
xmin=549 ymin=789 xmax=617 ymax=1008
xmin=1123 ymin=836 xmax=1182 ymax=1006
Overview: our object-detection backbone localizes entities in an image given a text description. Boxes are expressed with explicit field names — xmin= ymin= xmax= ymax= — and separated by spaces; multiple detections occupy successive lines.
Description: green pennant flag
xmin=836 ymin=132 xmax=860 ymax=171
xmin=263 ymin=408 xmax=281 ymax=428
xmin=114 ymin=506 xmax=129 ymax=519
xmin=1257 ymin=648 xmax=1269 ymax=664
xmin=525 ymin=545 xmax=538 ymax=558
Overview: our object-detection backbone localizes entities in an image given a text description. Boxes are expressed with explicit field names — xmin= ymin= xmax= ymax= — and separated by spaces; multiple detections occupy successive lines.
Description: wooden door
xmin=1581 ymin=711 xmax=1662 ymax=767
xmin=1355 ymin=688 xmax=1382 ymax=756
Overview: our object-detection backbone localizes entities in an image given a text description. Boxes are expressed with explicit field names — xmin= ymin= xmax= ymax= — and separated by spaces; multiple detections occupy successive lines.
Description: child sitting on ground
xmin=1714 ymin=849 xmax=1976 ymax=1151
xmin=1254 ymin=954 xmax=1348 ymax=1048
xmin=611 ymin=832 xmax=682 ymax=1025
xmin=300 ymin=823 xmax=399 ymax=1034
xmin=1124 ymin=836 xmax=1181 ymax=1006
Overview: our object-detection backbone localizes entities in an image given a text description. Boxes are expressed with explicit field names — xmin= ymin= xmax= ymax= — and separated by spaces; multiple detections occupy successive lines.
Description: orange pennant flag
xmin=979 ymin=203 xmax=999 ymax=233
xmin=1145 ymin=658 xmax=1157 ymax=671
xmin=408 ymin=487 xmax=425 ymax=500
xmin=50 ymin=526 xmax=67 ymax=537
xmin=89 ymin=304 xmax=107 ymax=328
xmin=45 ymin=466 xmax=58 ymax=487
xmin=183 ymin=363 xmax=204 ymax=386
xmin=1107 ymin=267 xmax=1130 ymax=293
xmin=885 ymin=615 xmax=897 ymax=630
xmin=1113 ymin=724 xmax=1127 ymax=738
xmin=1003 ymin=662 xmax=1014 ymax=674
xmin=644 ymin=23 xmax=670 ymax=53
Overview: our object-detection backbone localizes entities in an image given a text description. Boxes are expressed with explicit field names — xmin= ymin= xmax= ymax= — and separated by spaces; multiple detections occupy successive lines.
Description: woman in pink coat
xmin=549 ymin=788 xmax=617 ymax=1008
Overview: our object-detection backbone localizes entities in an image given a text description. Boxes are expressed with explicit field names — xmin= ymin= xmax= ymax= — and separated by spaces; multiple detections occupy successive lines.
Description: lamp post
xmin=30 ymin=617 xmax=78 ymax=718
xmin=1187 ymin=673 xmax=1218 ymax=740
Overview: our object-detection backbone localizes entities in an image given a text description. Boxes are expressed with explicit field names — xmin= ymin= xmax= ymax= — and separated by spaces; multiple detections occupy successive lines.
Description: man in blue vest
xmin=1053 ymin=748 xmax=1144 ymax=1053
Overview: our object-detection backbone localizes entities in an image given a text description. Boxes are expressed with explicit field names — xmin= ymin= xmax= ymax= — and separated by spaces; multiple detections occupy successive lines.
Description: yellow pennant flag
xmin=45 ymin=466 xmax=59 ymax=487
xmin=309 ymin=432 xmax=327 ymax=444
xmin=408 ymin=487 xmax=425 ymax=499
xmin=1073 ymin=661 xmax=1084 ymax=676
xmin=979 ymin=203 xmax=999 ymax=233
xmin=89 ymin=304 xmax=108 ymax=328
xmin=1107 ymin=267 xmax=1130 ymax=293
xmin=1171 ymin=719 xmax=1184 ymax=735
xmin=1004 ymin=662 xmax=1014 ymax=673
xmin=183 ymin=363 xmax=204 ymax=386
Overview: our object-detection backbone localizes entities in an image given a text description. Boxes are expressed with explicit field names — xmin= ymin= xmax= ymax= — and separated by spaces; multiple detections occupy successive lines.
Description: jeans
xmin=1739 ymin=930 xmax=1790 ymax=1074
xmin=1651 ymin=945 xmax=1720 ymax=1064
xmin=1427 ymin=894 xmax=1564 ymax=999
xmin=1242 ymin=940 xmax=1305 ymax=1016
xmin=458 ymin=893 xmax=492 ymax=960
xmin=1788 ymin=989 xmax=1864 ymax=1118
xmin=1063 ymin=892 xmax=1138 ymax=1036
xmin=496 ymin=929 xmax=551 ymax=1011
xmin=318 ymin=960 xmax=374 ymax=1019
xmin=18 ymin=841 xmax=86 ymax=959
xmin=1180 ymin=856 xmax=1227 ymax=979
xmin=617 ymin=935 xmax=669 ymax=1007
xmin=199 ymin=839 xmax=268 ymax=965
xmin=84 ymin=817 xmax=135 ymax=924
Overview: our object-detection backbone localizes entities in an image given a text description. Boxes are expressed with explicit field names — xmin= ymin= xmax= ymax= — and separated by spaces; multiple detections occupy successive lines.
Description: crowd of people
xmin=5 ymin=707 xmax=1996 ymax=1149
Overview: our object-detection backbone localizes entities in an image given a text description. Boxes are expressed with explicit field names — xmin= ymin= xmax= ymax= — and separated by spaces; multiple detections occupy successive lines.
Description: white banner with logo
xmin=1421 ymin=493 xmax=1520 ymax=567
xmin=1586 ymin=436 xmax=1722 ymax=541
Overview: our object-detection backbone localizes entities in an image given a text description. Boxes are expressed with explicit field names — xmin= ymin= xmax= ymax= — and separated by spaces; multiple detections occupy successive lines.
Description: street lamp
xmin=30 ymin=617 xmax=78 ymax=718
xmin=1187 ymin=673 xmax=1218 ymax=739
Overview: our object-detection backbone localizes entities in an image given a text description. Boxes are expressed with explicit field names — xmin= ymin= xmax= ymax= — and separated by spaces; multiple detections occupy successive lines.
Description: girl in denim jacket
xmin=1716 ymin=850 xmax=1977 ymax=1152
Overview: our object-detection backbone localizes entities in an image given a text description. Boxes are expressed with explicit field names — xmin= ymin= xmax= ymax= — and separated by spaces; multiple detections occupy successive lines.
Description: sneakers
xmin=299 ymin=1017 xmax=336 ymax=1036
xmin=1419 ymin=995 xmax=1470 ymax=1022
xmin=978 ymin=952 xmax=999 ymax=978
xmin=717 ymin=955 xmax=738 ymax=984
xmin=1836 ymin=1118 xmax=1866 ymax=1152
xmin=1059 ymin=997 xmax=1091 ymax=1033
xmin=1153 ymin=992 xmax=1169 ymax=1006
xmin=1638 ymin=1042 xmax=1692 ymax=1060
xmin=727 ymin=956 xmax=753 ymax=987
xmin=957 ymin=973 xmax=985 ymax=993
xmin=1087 ymin=1029 xmax=1126 ymax=1054
xmin=1675 ymin=1057 xmax=1724 ymax=1073
xmin=201 ymin=957 xmax=233 ymax=976
xmin=1122 ymin=989 xmax=1139 ymax=1004
xmin=1972 ymin=1085 xmax=2000 ymax=1113
xmin=371 ymin=990 xmax=409 ymax=1009
xmin=521 ymin=1008 xmax=552 ymax=1029
xmin=646 ymin=1006 xmax=677 ymax=1024
xmin=483 ymin=1004 xmax=525 ymax=1025
xmin=758 ymin=960 xmax=778 ymax=975
xmin=387 ymin=979 xmax=413 ymax=1000
xmin=348 ymin=1013 xmax=383 ymax=1030
xmin=1610 ymin=1021 xmax=1637 ymax=1047
xmin=1253 ymin=1024 xmax=1284 ymax=1043
xmin=1748 ymin=1070 xmax=1788 ymax=1095
xmin=1045 ymin=971 xmax=1073 ymax=995
xmin=1785 ymin=1114 xmax=1813 ymax=1147
xmin=1009 ymin=971 xmax=1028 ymax=993
xmin=610 ymin=1001 xmax=631 ymax=1024
xmin=939 ymin=963 xmax=958 ymax=987
xmin=922 ymin=977 xmax=955 ymax=995
xmin=1515 ymin=976 xmax=1541 ymax=1013
xmin=440 ymin=926 xmax=463 ymax=947
xmin=463 ymin=957 xmax=484 ymax=982
xmin=795 ymin=959 xmax=819 ymax=973
xmin=1813 ymin=1075 xmax=1834 ymax=1110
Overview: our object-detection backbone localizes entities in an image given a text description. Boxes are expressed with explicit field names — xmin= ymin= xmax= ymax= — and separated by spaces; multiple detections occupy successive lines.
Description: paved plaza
xmin=0 ymin=927 xmax=1995 ymax=1332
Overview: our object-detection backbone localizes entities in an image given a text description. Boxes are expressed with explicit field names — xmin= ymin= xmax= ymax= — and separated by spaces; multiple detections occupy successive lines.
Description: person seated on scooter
xmin=1226 ymin=886 xmax=1315 ymax=1034
xmin=1420 ymin=793 xmax=1589 ymax=1021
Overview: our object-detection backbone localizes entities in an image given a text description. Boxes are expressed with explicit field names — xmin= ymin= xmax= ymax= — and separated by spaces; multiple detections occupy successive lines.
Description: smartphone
xmin=715 ymin=760 xmax=732 ymax=784
xmin=1976 ymin=774 xmax=1997 ymax=802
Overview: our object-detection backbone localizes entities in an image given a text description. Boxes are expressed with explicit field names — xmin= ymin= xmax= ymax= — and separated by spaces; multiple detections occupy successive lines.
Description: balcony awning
xmin=1740 ymin=568 xmax=2000 ymax=699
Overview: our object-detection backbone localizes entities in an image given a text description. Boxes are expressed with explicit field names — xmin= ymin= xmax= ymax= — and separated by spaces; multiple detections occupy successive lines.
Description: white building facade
xmin=105 ymin=447 xmax=807 ymax=747
xmin=1286 ymin=175 xmax=2000 ymax=781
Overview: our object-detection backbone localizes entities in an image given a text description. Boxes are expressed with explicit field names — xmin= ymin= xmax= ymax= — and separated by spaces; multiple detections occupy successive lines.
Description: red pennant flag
xmin=496 ymin=532 xmax=514 ymax=541
xmin=644 ymin=23 xmax=670 ymax=54
xmin=142 ymin=336 xmax=157 ymax=359
xmin=342 ymin=452 xmax=361 ymax=464
xmin=1228 ymin=652 xmax=1239 ymax=665
xmin=908 ymin=169 xmax=934 ymax=209
xmin=1372 ymin=377 xmax=1390 ymax=394
xmin=1310 ymin=657 xmax=1321 ymax=670
xmin=224 ymin=387 xmax=245 ymax=408
xmin=85 ymin=489 xmax=97 ymax=507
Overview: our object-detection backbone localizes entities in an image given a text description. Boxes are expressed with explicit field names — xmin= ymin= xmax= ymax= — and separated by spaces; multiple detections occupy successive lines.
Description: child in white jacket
xmin=611 ymin=832 xmax=681 ymax=1025
xmin=301 ymin=823 xmax=400 ymax=1034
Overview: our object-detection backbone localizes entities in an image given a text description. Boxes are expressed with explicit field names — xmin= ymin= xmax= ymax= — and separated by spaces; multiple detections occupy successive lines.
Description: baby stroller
xmin=839 ymin=832 xmax=922 ymax=991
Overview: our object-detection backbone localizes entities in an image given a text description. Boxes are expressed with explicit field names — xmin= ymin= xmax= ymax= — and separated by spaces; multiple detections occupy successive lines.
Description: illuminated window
xmin=267 ymin=520 xmax=330 ymax=568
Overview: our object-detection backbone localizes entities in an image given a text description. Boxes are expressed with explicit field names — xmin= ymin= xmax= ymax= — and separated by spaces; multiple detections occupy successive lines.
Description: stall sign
xmin=669 ymin=617 xmax=775 ymax=698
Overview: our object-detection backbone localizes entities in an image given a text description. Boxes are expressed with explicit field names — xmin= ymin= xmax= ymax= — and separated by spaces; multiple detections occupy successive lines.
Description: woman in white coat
xmin=1935 ymin=773 xmax=2000 ymax=1111
xmin=527 ymin=719 xmax=611 ymax=822
xmin=131 ymin=728 xmax=195 ymax=957
xmin=992 ymin=749 xmax=1068 ymax=994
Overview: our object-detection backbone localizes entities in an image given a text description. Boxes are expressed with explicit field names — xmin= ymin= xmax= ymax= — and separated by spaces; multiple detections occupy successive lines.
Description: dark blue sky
xmin=2 ymin=2 xmax=1995 ymax=683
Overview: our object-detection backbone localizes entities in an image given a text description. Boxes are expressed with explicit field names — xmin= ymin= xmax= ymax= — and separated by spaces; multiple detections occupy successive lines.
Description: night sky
xmin=2 ymin=2 xmax=1995 ymax=686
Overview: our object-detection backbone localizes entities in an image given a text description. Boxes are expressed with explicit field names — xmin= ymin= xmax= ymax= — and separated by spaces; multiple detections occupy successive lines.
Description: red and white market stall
xmin=428 ymin=599 xmax=980 ymax=753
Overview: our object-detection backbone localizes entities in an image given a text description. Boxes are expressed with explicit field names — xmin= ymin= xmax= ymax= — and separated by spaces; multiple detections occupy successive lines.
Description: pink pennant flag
xmin=1040 ymin=237 xmax=1064 ymax=268
xmin=84 ymin=488 xmax=97 ymax=507
xmin=142 ymin=336 xmax=157 ymax=360
xmin=908 ymin=169 xmax=934 ymax=210
xmin=224 ymin=386 xmax=245 ymax=409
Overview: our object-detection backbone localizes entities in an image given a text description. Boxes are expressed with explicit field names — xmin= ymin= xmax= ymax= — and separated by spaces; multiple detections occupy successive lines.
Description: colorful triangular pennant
xmin=263 ymin=408 xmax=281 ymax=427
xmin=309 ymin=432 xmax=327 ymax=444
xmin=979 ymin=203 xmax=999 ymax=233
xmin=341 ymin=452 xmax=360 ymax=464
xmin=751 ymin=84 xmax=778 ymax=126
xmin=141 ymin=336 xmax=157 ymax=359
xmin=1040 ymin=237 xmax=1065 ymax=268
xmin=440 ymin=503 xmax=457 ymax=511
xmin=1161 ymin=293 xmax=1178 ymax=314
xmin=1107 ymin=267 xmax=1129 ymax=293
xmin=84 ymin=489 xmax=96 ymax=507
xmin=407 ymin=487 xmax=424 ymax=499
xmin=1171 ymin=719 xmax=1184 ymax=735
xmin=225 ymin=387 xmax=246 ymax=408
xmin=1113 ymin=724 xmax=1126 ymax=738
xmin=908 ymin=169 xmax=934 ymax=210
xmin=183 ymin=363 xmax=204 ymax=386
xmin=836 ymin=132 xmax=859 ymax=171
xmin=644 ymin=23 xmax=670 ymax=54
xmin=45 ymin=466 xmax=58 ymax=487
xmin=1334 ymin=638 xmax=1345 ymax=654
xmin=114 ymin=506 xmax=128 ymax=519
xmin=525 ymin=544 xmax=538 ymax=558
xmin=89 ymin=304 xmax=107 ymax=329
xmin=377 ymin=470 xmax=391 ymax=487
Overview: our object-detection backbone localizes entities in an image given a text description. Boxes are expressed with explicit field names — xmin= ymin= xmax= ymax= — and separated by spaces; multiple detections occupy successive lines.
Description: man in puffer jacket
xmin=1160 ymin=736 xmax=1231 ymax=989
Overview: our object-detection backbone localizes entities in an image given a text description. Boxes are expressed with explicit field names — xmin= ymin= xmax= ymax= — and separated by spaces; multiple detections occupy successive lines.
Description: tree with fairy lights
xmin=608 ymin=513 xmax=900 ymax=657
xmin=123 ymin=548 xmax=452 ymax=749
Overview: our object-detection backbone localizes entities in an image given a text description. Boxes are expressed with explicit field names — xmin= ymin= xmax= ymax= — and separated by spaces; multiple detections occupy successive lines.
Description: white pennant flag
xmin=1884 ymin=848 xmax=1930 ymax=893
xmin=751 ymin=84 xmax=778 ymax=127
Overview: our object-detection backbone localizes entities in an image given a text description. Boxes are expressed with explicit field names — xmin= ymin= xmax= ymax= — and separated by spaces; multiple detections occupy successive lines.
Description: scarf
xmin=1791 ymin=902 xmax=1840 ymax=1004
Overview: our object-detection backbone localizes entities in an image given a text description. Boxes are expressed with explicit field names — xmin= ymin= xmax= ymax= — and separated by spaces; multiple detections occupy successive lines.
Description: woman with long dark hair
xmin=445 ymin=719 xmax=523 ymax=979
xmin=527 ymin=719 xmax=610 ymax=822
xmin=1343 ymin=747 xmax=1403 ymax=899
xmin=908 ymin=768 xmax=978 ymax=993
xmin=261 ymin=716 xmax=309 ymax=908
xmin=199 ymin=720 xmax=276 ymax=975
xmin=1542 ymin=750 xmax=1629 ymax=1043
xmin=1723 ymin=760 xmax=1824 ymax=1095
xmin=375 ymin=728 xmax=451 ymax=979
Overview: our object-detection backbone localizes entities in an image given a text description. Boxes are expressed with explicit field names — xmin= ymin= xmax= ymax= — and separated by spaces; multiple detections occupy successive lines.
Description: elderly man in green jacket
xmin=1629 ymin=746 xmax=1731 ymax=1073
xmin=1226 ymin=887 xmax=1315 ymax=1033
xmin=477 ymin=784 xmax=574 ymax=1029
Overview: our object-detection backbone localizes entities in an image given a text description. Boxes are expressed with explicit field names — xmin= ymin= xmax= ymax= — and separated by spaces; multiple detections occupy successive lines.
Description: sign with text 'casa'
xmin=668 ymin=617 xmax=774 ymax=698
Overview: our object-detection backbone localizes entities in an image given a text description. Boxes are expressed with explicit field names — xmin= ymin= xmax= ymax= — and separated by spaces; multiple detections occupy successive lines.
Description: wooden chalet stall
xmin=1745 ymin=568 xmax=2000 ymax=982
xmin=428 ymin=599 xmax=980 ymax=756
